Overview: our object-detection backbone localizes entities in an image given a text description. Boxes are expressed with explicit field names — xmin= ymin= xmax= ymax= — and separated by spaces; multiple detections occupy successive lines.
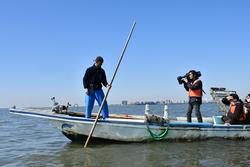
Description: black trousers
xmin=187 ymin=103 xmax=203 ymax=123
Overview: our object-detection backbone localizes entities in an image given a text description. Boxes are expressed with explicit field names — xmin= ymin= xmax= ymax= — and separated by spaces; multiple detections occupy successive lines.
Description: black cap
xmin=229 ymin=93 xmax=239 ymax=101
xmin=95 ymin=56 xmax=104 ymax=63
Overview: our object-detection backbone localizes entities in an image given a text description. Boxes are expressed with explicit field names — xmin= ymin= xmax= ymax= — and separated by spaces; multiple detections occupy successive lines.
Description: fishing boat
xmin=9 ymin=101 xmax=250 ymax=142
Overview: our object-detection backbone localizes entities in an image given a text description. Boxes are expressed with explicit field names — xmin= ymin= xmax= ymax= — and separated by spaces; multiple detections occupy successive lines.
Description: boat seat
xmin=213 ymin=116 xmax=224 ymax=125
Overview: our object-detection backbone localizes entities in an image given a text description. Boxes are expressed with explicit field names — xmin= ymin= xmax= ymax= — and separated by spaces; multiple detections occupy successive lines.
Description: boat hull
xmin=52 ymin=119 xmax=250 ymax=142
xmin=9 ymin=108 xmax=250 ymax=142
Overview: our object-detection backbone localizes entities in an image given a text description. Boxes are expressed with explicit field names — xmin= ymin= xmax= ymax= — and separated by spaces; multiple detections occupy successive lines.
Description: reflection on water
xmin=1 ymin=104 xmax=250 ymax=166
xmin=23 ymin=140 xmax=250 ymax=167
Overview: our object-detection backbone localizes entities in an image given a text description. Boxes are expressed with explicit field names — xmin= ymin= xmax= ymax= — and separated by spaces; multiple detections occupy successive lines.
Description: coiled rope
xmin=145 ymin=120 xmax=169 ymax=141
xmin=146 ymin=123 xmax=168 ymax=140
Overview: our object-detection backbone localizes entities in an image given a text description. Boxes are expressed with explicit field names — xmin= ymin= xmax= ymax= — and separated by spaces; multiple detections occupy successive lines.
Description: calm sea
xmin=1 ymin=104 xmax=250 ymax=167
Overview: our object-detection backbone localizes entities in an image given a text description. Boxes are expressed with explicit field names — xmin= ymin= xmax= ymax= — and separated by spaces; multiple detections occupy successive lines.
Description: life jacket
xmin=229 ymin=102 xmax=246 ymax=122
xmin=229 ymin=104 xmax=236 ymax=113
xmin=188 ymin=80 xmax=202 ymax=97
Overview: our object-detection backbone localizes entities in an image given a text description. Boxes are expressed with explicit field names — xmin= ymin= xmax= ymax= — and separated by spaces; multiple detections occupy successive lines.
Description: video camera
xmin=177 ymin=71 xmax=201 ymax=85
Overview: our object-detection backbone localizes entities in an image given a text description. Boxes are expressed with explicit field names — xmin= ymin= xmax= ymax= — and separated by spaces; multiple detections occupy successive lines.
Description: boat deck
xmin=9 ymin=107 xmax=250 ymax=128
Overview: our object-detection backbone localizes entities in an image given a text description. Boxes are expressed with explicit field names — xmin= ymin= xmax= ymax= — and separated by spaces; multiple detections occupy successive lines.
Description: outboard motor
xmin=51 ymin=97 xmax=71 ymax=114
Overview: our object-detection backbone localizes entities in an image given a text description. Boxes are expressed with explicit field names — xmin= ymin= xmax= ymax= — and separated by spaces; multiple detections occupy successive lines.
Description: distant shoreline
xmin=0 ymin=102 xmax=217 ymax=109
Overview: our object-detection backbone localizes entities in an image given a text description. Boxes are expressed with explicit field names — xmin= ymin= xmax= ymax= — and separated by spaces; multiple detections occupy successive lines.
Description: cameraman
xmin=181 ymin=70 xmax=203 ymax=123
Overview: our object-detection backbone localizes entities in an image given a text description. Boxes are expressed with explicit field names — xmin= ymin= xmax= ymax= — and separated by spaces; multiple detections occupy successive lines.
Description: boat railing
xmin=210 ymin=87 xmax=237 ymax=113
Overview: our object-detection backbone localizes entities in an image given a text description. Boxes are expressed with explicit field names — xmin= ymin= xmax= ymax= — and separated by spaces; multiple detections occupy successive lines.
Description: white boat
xmin=9 ymin=107 xmax=250 ymax=142
xmin=9 ymin=87 xmax=250 ymax=142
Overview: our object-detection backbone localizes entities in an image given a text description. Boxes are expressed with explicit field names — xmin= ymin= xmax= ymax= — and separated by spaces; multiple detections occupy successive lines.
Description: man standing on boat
xmin=181 ymin=70 xmax=203 ymax=123
xmin=83 ymin=56 xmax=110 ymax=119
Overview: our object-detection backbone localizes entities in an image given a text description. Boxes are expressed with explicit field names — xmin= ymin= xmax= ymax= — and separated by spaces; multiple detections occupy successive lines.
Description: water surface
xmin=1 ymin=104 xmax=249 ymax=166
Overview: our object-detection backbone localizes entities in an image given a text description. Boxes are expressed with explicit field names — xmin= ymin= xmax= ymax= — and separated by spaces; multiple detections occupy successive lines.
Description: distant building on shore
xmin=127 ymin=100 xmax=175 ymax=105
xmin=121 ymin=100 xmax=128 ymax=105
xmin=122 ymin=99 xmax=215 ymax=105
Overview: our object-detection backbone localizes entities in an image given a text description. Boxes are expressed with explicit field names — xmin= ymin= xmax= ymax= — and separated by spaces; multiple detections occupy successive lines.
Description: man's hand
xmin=84 ymin=89 xmax=89 ymax=95
xmin=106 ymin=84 xmax=112 ymax=89
xmin=182 ymin=78 xmax=188 ymax=83
xmin=226 ymin=96 xmax=234 ymax=101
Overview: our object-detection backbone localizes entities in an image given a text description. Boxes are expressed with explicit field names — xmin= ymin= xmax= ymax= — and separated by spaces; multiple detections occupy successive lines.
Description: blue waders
xmin=85 ymin=89 xmax=109 ymax=119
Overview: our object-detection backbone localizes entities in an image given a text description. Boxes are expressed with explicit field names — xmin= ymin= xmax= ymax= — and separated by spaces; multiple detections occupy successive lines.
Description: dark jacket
xmin=83 ymin=64 xmax=108 ymax=90
xmin=184 ymin=80 xmax=203 ymax=105
xmin=244 ymin=102 xmax=250 ymax=124
xmin=222 ymin=98 xmax=244 ymax=124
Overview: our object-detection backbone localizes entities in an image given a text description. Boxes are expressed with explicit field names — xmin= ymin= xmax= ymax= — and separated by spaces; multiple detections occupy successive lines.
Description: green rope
xmin=146 ymin=123 xmax=169 ymax=141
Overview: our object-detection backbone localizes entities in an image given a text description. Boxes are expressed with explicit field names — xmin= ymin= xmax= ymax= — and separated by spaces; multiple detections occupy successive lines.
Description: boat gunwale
xmin=9 ymin=108 xmax=250 ymax=129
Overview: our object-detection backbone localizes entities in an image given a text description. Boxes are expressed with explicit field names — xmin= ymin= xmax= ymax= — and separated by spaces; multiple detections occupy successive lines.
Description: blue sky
xmin=0 ymin=0 xmax=250 ymax=107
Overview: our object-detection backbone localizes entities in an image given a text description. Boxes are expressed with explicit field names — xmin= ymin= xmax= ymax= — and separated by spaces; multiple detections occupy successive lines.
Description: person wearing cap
xmin=221 ymin=94 xmax=245 ymax=125
xmin=182 ymin=70 xmax=203 ymax=123
xmin=83 ymin=56 xmax=110 ymax=119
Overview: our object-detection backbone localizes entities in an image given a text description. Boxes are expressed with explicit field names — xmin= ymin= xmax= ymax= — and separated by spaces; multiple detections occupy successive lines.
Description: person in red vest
xmin=182 ymin=70 xmax=203 ymax=123
xmin=221 ymin=94 xmax=245 ymax=125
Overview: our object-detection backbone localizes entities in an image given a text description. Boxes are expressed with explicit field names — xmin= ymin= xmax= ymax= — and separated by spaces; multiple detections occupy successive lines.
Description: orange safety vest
xmin=188 ymin=80 xmax=202 ymax=97
xmin=229 ymin=103 xmax=246 ymax=121
xmin=229 ymin=105 xmax=236 ymax=113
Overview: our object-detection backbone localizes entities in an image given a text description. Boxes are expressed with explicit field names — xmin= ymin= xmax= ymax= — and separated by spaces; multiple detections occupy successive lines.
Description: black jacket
xmin=184 ymin=80 xmax=203 ymax=105
xmin=244 ymin=102 xmax=250 ymax=124
xmin=83 ymin=64 xmax=108 ymax=90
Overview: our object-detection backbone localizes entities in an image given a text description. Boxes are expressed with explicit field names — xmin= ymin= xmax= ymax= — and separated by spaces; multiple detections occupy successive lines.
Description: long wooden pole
xmin=84 ymin=21 xmax=136 ymax=148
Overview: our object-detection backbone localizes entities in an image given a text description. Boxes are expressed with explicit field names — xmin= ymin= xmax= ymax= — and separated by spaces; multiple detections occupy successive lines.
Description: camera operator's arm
xmin=222 ymin=97 xmax=230 ymax=106
xmin=186 ymin=80 xmax=202 ymax=90
xmin=183 ymin=83 xmax=189 ymax=91
xmin=181 ymin=78 xmax=189 ymax=91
